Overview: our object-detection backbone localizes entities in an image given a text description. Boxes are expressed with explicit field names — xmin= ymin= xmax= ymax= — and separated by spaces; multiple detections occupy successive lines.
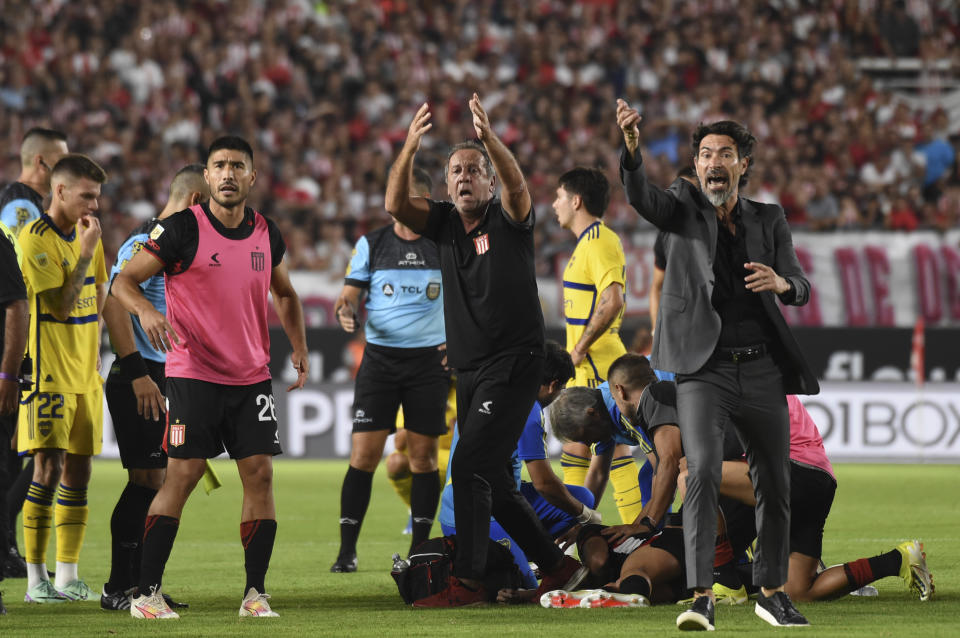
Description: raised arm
xmin=385 ymin=103 xmax=433 ymax=233
xmin=38 ymin=216 xmax=101 ymax=321
xmin=470 ymin=93 xmax=531 ymax=222
xmin=616 ymin=99 xmax=680 ymax=229
xmin=270 ymin=259 xmax=308 ymax=391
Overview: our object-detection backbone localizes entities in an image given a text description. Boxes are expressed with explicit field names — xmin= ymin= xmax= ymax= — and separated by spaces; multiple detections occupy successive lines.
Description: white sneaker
xmin=240 ymin=587 xmax=279 ymax=617
xmin=131 ymin=586 xmax=180 ymax=620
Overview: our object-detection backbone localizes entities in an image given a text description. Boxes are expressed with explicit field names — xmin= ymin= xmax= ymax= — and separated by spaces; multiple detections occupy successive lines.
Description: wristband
xmin=118 ymin=352 xmax=149 ymax=379
xmin=0 ymin=372 xmax=16 ymax=381
xmin=576 ymin=505 xmax=602 ymax=525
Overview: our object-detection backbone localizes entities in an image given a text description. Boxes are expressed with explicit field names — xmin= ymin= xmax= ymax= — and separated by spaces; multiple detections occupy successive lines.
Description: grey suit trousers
xmin=678 ymin=353 xmax=791 ymax=589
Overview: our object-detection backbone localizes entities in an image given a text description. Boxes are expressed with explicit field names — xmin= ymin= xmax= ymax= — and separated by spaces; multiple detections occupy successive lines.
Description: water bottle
xmin=391 ymin=552 xmax=408 ymax=576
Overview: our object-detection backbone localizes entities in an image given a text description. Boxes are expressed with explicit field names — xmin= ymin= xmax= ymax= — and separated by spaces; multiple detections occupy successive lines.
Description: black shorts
xmin=106 ymin=359 xmax=168 ymax=469
xmin=164 ymin=377 xmax=281 ymax=460
xmin=789 ymin=462 xmax=836 ymax=559
xmin=576 ymin=524 xmax=687 ymax=593
xmin=352 ymin=343 xmax=448 ymax=436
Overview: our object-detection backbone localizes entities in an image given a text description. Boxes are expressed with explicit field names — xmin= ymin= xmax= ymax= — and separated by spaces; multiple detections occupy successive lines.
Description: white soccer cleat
xmin=579 ymin=591 xmax=650 ymax=608
xmin=240 ymin=587 xmax=279 ymax=617
xmin=539 ymin=589 xmax=603 ymax=608
xmin=130 ymin=586 xmax=180 ymax=620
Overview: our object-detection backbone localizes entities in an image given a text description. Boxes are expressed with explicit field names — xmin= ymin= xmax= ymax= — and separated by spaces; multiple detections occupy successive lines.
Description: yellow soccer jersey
xmin=19 ymin=214 xmax=107 ymax=394
xmin=563 ymin=220 xmax=627 ymax=386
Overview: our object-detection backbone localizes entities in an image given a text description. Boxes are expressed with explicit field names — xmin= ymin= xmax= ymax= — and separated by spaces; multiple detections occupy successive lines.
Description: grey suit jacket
xmin=620 ymin=148 xmax=819 ymax=395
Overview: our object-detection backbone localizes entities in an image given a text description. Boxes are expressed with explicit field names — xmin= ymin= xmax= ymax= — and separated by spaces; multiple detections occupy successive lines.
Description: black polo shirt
xmin=421 ymin=198 xmax=544 ymax=370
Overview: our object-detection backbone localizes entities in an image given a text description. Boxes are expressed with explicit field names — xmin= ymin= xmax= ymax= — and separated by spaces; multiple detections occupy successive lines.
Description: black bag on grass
xmin=391 ymin=535 xmax=523 ymax=604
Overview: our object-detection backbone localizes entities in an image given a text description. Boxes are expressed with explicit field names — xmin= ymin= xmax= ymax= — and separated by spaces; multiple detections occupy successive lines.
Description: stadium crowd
xmin=2 ymin=0 xmax=959 ymax=278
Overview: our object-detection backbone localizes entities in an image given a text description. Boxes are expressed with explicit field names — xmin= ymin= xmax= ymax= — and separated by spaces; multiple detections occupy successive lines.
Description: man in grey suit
xmin=615 ymin=99 xmax=819 ymax=631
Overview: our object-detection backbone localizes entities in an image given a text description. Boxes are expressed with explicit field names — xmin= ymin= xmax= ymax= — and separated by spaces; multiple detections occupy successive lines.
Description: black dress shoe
xmin=755 ymin=590 xmax=810 ymax=627
xmin=677 ymin=595 xmax=716 ymax=631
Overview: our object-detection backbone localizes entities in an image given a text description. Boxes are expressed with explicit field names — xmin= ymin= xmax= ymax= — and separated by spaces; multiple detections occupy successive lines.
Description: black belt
xmin=712 ymin=343 xmax=767 ymax=363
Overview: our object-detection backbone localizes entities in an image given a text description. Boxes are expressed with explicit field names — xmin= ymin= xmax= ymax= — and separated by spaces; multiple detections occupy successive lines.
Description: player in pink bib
xmin=112 ymin=136 xmax=308 ymax=620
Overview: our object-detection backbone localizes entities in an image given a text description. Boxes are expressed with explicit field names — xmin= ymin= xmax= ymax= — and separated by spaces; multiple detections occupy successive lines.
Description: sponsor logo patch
xmin=34 ymin=252 xmax=47 ymax=267
xmin=382 ymin=283 xmax=394 ymax=296
xmin=149 ymin=225 xmax=165 ymax=240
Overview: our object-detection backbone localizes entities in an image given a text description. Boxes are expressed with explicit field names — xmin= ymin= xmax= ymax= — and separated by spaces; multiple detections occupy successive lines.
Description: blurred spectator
xmin=0 ymin=0 xmax=958 ymax=278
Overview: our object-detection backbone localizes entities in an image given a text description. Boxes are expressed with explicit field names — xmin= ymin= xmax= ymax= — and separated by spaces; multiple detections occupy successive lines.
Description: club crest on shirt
xmin=149 ymin=225 xmax=164 ymax=240
xmin=170 ymin=420 xmax=185 ymax=447
xmin=34 ymin=252 xmax=48 ymax=267
xmin=473 ymin=233 xmax=490 ymax=255
xmin=251 ymin=251 xmax=265 ymax=271
xmin=426 ymin=281 xmax=441 ymax=300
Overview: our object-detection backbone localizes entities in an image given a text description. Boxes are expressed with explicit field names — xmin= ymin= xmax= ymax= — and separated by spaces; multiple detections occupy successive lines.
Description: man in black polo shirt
xmin=384 ymin=95 xmax=582 ymax=607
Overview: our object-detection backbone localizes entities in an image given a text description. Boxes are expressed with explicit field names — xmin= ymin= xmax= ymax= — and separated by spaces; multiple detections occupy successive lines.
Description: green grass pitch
xmin=0 ymin=460 xmax=955 ymax=636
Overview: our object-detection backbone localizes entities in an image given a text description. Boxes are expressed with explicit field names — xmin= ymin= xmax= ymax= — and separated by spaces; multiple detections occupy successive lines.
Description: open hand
xmin=469 ymin=93 xmax=491 ymax=141
xmin=405 ymin=103 xmax=433 ymax=152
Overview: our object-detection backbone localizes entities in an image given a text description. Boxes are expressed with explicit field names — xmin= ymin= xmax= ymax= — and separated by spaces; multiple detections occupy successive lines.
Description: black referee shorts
xmin=105 ymin=359 xmax=168 ymax=470
xmin=351 ymin=343 xmax=448 ymax=437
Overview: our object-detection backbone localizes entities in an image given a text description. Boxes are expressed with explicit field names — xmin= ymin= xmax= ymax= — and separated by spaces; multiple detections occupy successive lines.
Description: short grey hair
xmin=549 ymin=387 xmax=601 ymax=443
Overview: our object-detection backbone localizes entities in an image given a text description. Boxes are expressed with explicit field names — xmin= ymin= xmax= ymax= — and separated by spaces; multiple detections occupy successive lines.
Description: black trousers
xmin=677 ymin=353 xmax=790 ymax=589
xmin=451 ymin=352 xmax=562 ymax=581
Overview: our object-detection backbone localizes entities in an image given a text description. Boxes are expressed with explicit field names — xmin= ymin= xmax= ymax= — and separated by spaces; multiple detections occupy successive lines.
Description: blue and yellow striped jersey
xmin=562 ymin=220 xmax=627 ymax=385
xmin=19 ymin=214 xmax=106 ymax=393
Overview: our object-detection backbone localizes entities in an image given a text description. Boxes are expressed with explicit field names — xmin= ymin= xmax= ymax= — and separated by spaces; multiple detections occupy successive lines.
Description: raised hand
xmin=404 ymin=102 xmax=433 ymax=152
xmin=616 ymin=99 xmax=642 ymax=155
xmin=469 ymin=93 xmax=491 ymax=142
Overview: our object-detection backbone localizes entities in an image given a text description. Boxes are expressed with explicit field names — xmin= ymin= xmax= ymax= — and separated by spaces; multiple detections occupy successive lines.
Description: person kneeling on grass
xmin=680 ymin=395 xmax=934 ymax=604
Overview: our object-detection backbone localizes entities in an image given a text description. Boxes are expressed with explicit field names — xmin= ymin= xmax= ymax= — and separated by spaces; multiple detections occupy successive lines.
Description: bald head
xmin=19 ymin=128 xmax=69 ymax=193
xmin=162 ymin=164 xmax=210 ymax=217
